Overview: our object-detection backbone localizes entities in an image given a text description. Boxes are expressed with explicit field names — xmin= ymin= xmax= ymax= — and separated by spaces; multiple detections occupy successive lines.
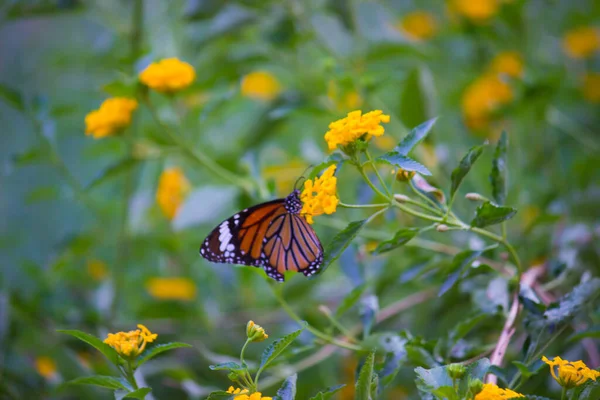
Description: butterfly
xmin=199 ymin=189 xmax=323 ymax=281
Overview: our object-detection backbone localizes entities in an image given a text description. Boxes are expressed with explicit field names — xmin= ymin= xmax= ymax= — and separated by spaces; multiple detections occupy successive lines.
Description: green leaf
xmin=308 ymin=385 xmax=345 ymax=400
xmin=58 ymin=330 xmax=119 ymax=366
xmin=25 ymin=186 xmax=60 ymax=204
xmin=490 ymin=131 xmax=508 ymax=205
xmin=450 ymin=144 xmax=486 ymax=200
xmin=323 ymin=220 xmax=367 ymax=268
xmin=205 ymin=391 xmax=234 ymax=399
xmin=308 ymin=153 xmax=345 ymax=180
xmin=258 ymin=323 xmax=306 ymax=374
xmin=273 ymin=374 xmax=297 ymax=400
xmin=310 ymin=13 xmax=353 ymax=58
xmin=355 ymin=352 xmax=376 ymax=400
xmin=376 ymin=153 xmax=431 ymax=176
xmin=377 ymin=348 xmax=406 ymax=392
xmin=398 ymin=69 xmax=427 ymax=132
xmin=336 ymin=284 xmax=367 ymax=318
xmin=511 ymin=360 xmax=545 ymax=379
xmin=415 ymin=358 xmax=490 ymax=399
xmin=471 ymin=202 xmax=517 ymax=228
xmin=208 ymin=361 xmax=245 ymax=372
xmin=543 ymin=278 xmax=600 ymax=325
xmin=12 ymin=147 xmax=49 ymax=166
xmin=137 ymin=342 xmax=192 ymax=367
xmin=395 ymin=117 xmax=438 ymax=156
xmin=0 ymin=83 xmax=25 ymax=111
xmin=568 ymin=327 xmax=600 ymax=342
xmin=102 ymin=78 xmax=139 ymax=97
xmin=122 ymin=388 xmax=152 ymax=399
xmin=448 ymin=313 xmax=491 ymax=347
xmin=372 ymin=228 xmax=419 ymax=254
xmin=67 ymin=375 xmax=129 ymax=390
xmin=438 ymin=246 xmax=497 ymax=296
xmin=86 ymin=158 xmax=138 ymax=191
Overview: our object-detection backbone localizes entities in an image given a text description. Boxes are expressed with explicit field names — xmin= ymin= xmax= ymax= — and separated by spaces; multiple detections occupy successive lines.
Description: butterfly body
xmin=199 ymin=190 xmax=323 ymax=281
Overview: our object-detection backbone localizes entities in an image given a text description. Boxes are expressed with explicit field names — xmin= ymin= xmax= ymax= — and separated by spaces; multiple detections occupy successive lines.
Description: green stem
xmin=240 ymin=338 xmax=251 ymax=367
xmin=126 ymin=360 xmax=139 ymax=390
xmin=408 ymin=180 xmax=444 ymax=214
xmin=354 ymin=159 xmax=390 ymax=201
xmin=561 ymin=386 xmax=567 ymax=400
xmin=392 ymin=202 xmax=445 ymax=223
xmin=364 ymin=149 xmax=392 ymax=197
xmin=338 ymin=202 xmax=389 ymax=209
xmin=322 ymin=311 xmax=358 ymax=342
xmin=403 ymin=197 xmax=444 ymax=216
xmin=142 ymin=96 xmax=254 ymax=194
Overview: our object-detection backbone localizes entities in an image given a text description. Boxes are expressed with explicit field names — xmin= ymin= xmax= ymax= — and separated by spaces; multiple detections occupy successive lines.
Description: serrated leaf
xmin=543 ymin=278 xmax=600 ymax=325
xmin=355 ymin=352 xmax=376 ymax=400
xmin=376 ymin=153 xmax=431 ymax=175
xmin=336 ymin=284 xmax=367 ymax=318
xmin=67 ymin=375 xmax=129 ymax=390
xmin=438 ymin=246 xmax=497 ymax=297
xmin=377 ymin=349 xmax=406 ymax=392
xmin=322 ymin=220 xmax=367 ymax=269
xmin=395 ymin=117 xmax=438 ymax=156
xmin=450 ymin=144 xmax=486 ymax=200
xmin=208 ymin=361 xmax=245 ymax=372
xmin=0 ymin=83 xmax=25 ymax=111
xmin=122 ymin=388 xmax=152 ymax=399
xmin=308 ymin=384 xmax=345 ymax=400
xmin=137 ymin=342 xmax=192 ymax=367
xmin=471 ymin=202 xmax=517 ymax=228
xmin=415 ymin=358 xmax=490 ymax=399
xmin=58 ymin=330 xmax=119 ymax=365
xmin=372 ymin=228 xmax=419 ymax=254
xmin=258 ymin=323 xmax=306 ymax=374
xmin=273 ymin=374 xmax=297 ymax=400
xmin=490 ymin=131 xmax=508 ymax=205
xmin=86 ymin=158 xmax=139 ymax=191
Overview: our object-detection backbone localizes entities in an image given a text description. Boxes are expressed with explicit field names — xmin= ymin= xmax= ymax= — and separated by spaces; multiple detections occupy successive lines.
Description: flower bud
xmin=393 ymin=194 xmax=411 ymax=203
xmin=447 ymin=363 xmax=466 ymax=379
xmin=318 ymin=305 xmax=332 ymax=317
xmin=465 ymin=192 xmax=486 ymax=202
xmin=468 ymin=379 xmax=484 ymax=396
xmin=246 ymin=320 xmax=269 ymax=342
xmin=396 ymin=168 xmax=416 ymax=182
xmin=436 ymin=224 xmax=449 ymax=232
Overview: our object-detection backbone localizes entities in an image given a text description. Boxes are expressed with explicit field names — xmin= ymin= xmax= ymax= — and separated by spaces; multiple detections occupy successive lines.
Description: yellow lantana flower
xmin=35 ymin=356 xmax=57 ymax=379
xmin=489 ymin=51 xmax=524 ymax=79
xmin=324 ymin=110 xmax=390 ymax=151
xmin=399 ymin=11 xmax=438 ymax=41
xmin=241 ymin=71 xmax=282 ymax=101
xmin=104 ymin=324 xmax=157 ymax=358
xmin=84 ymin=97 xmax=138 ymax=139
xmin=462 ymin=74 xmax=513 ymax=130
xmin=563 ymin=26 xmax=600 ymax=59
xmin=542 ymin=356 xmax=600 ymax=388
xmin=156 ymin=167 xmax=191 ymax=220
xmin=474 ymin=383 xmax=524 ymax=399
xmin=139 ymin=58 xmax=195 ymax=93
xmin=582 ymin=73 xmax=600 ymax=103
xmin=450 ymin=0 xmax=499 ymax=23
xmin=300 ymin=165 xmax=338 ymax=224
xmin=146 ymin=277 xmax=197 ymax=301
xmin=87 ymin=259 xmax=108 ymax=281
xmin=395 ymin=168 xmax=416 ymax=182
xmin=246 ymin=321 xmax=268 ymax=342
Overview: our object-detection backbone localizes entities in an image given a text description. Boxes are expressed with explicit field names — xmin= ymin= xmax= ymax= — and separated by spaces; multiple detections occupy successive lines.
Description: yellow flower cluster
xmin=300 ymin=165 xmax=338 ymax=224
xmin=324 ymin=110 xmax=390 ymax=151
xmin=84 ymin=98 xmax=138 ymax=139
xmin=104 ymin=324 xmax=157 ymax=358
xmin=563 ymin=26 xmax=600 ymax=59
xmin=489 ymin=51 xmax=524 ymax=79
xmin=400 ymin=11 xmax=438 ymax=41
xmin=227 ymin=387 xmax=272 ymax=400
xmin=450 ymin=0 xmax=499 ymax=23
xmin=156 ymin=167 xmax=191 ymax=220
xmin=246 ymin=320 xmax=268 ymax=342
xmin=35 ymin=356 xmax=57 ymax=379
xmin=474 ymin=383 xmax=524 ymax=399
xmin=146 ymin=277 xmax=197 ymax=301
xmin=462 ymin=74 xmax=513 ymax=130
xmin=87 ymin=259 xmax=109 ymax=281
xmin=582 ymin=73 xmax=600 ymax=103
xmin=139 ymin=58 xmax=196 ymax=93
xmin=241 ymin=71 xmax=282 ymax=101
xmin=542 ymin=356 xmax=600 ymax=388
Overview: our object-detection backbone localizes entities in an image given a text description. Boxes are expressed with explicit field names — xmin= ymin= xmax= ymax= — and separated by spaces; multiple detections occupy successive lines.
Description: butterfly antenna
xmin=294 ymin=164 xmax=314 ymax=190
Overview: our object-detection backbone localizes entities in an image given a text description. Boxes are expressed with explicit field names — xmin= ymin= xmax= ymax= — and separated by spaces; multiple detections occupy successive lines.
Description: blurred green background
xmin=0 ymin=0 xmax=599 ymax=399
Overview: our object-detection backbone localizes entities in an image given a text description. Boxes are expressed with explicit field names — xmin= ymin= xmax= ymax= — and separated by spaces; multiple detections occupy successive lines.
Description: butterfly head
xmin=285 ymin=189 xmax=303 ymax=214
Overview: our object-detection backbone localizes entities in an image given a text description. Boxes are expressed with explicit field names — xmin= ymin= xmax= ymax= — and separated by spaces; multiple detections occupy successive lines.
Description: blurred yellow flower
xmin=228 ymin=387 xmax=249 ymax=397
xmin=146 ymin=277 xmax=196 ymax=301
xmin=35 ymin=356 xmax=57 ymax=379
xmin=399 ymin=11 xmax=438 ymax=41
xmin=563 ymin=26 xmax=600 ymax=59
xmin=104 ymin=324 xmax=157 ymax=358
xmin=450 ymin=0 xmax=499 ymax=23
xmin=489 ymin=51 xmax=524 ymax=79
xmin=156 ymin=167 xmax=191 ymax=220
xmin=87 ymin=259 xmax=108 ymax=281
xmin=84 ymin=98 xmax=138 ymax=139
xmin=241 ymin=71 xmax=282 ymax=101
xmin=542 ymin=356 xmax=600 ymax=388
xmin=262 ymin=160 xmax=307 ymax=197
xmin=474 ymin=383 xmax=524 ymax=399
xmin=327 ymin=81 xmax=363 ymax=111
xmin=139 ymin=58 xmax=196 ymax=93
xmin=324 ymin=110 xmax=390 ymax=151
xmin=373 ymin=135 xmax=396 ymax=151
xmin=582 ymin=73 xmax=600 ymax=103
xmin=300 ymin=165 xmax=338 ymax=224
xmin=246 ymin=320 xmax=269 ymax=342
xmin=462 ymin=74 xmax=513 ymax=130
